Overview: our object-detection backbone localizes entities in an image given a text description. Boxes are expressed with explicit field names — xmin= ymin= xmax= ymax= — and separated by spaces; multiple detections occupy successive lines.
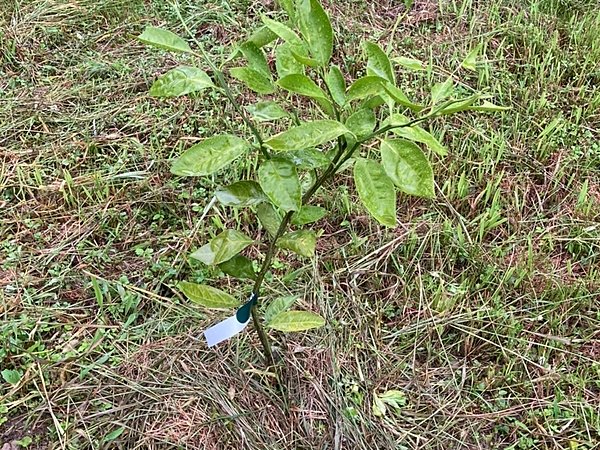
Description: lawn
xmin=1 ymin=0 xmax=599 ymax=448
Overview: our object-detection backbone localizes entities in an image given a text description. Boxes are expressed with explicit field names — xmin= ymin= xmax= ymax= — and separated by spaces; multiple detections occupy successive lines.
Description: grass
xmin=1 ymin=0 xmax=599 ymax=448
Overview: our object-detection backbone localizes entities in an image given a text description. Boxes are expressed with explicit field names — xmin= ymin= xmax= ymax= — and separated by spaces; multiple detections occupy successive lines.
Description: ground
xmin=1 ymin=0 xmax=599 ymax=449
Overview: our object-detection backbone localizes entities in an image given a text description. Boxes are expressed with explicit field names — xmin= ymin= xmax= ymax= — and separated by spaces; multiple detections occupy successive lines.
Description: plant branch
xmin=251 ymin=306 xmax=274 ymax=366
xmin=173 ymin=3 xmax=270 ymax=159
xmin=248 ymin=210 xmax=293 ymax=364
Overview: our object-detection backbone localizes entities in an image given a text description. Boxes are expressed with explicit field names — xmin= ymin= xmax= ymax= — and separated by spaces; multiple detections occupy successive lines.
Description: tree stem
xmin=249 ymin=211 xmax=293 ymax=364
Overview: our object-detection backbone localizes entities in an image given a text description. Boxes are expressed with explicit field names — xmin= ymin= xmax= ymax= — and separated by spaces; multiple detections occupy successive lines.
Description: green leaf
xmin=262 ymin=16 xmax=306 ymax=50
xmin=230 ymin=67 xmax=275 ymax=94
xmin=373 ymin=393 xmax=387 ymax=417
xmin=468 ymin=100 xmax=510 ymax=112
xmin=373 ymin=389 xmax=406 ymax=417
xmin=219 ymin=255 xmax=256 ymax=280
xmin=382 ymin=82 xmax=424 ymax=111
xmin=190 ymin=229 xmax=254 ymax=265
xmin=354 ymin=158 xmax=397 ymax=227
xmin=325 ymin=65 xmax=346 ymax=106
xmin=380 ymin=139 xmax=434 ymax=198
xmin=276 ymin=43 xmax=305 ymax=78
xmin=364 ymin=41 xmax=395 ymax=83
xmin=258 ymin=159 xmax=302 ymax=212
xmin=277 ymin=230 xmax=317 ymax=257
xmin=297 ymin=0 xmax=333 ymax=67
xmin=104 ymin=427 xmax=125 ymax=443
xmin=267 ymin=310 xmax=325 ymax=332
xmin=150 ymin=66 xmax=214 ymax=97
xmin=291 ymin=51 xmax=320 ymax=67
xmin=256 ymin=203 xmax=282 ymax=237
xmin=431 ymin=77 xmax=454 ymax=104
xmin=248 ymin=25 xmax=278 ymax=48
xmin=461 ymin=43 xmax=483 ymax=71
xmin=346 ymin=76 xmax=386 ymax=102
xmin=171 ymin=135 xmax=249 ymax=177
xmin=393 ymin=56 xmax=424 ymax=71
xmin=265 ymin=120 xmax=351 ymax=152
xmin=239 ymin=41 xmax=271 ymax=78
xmin=282 ymin=148 xmax=331 ymax=169
xmin=1 ymin=369 xmax=22 ymax=385
xmin=178 ymin=282 xmax=240 ymax=309
xmin=277 ymin=74 xmax=328 ymax=99
xmin=215 ymin=181 xmax=267 ymax=207
xmin=346 ymin=108 xmax=376 ymax=139
xmin=264 ymin=295 xmax=297 ymax=324
xmin=386 ymin=114 xmax=447 ymax=156
xmin=436 ymin=94 xmax=479 ymax=115
xmin=245 ymin=101 xmax=289 ymax=122
xmin=314 ymin=97 xmax=336 ymax=119
xmin=378 ymin=389 xmax=407 ymax=408
xmin=277 ymin=0 xmax=296 ymax=22
xmin=291 ymin=205 xmax=327 ymax=225
xmin=137 ymin=26 xmax=191 ymax=53
xmin=362 ymin=95 xmax=386 ymax=110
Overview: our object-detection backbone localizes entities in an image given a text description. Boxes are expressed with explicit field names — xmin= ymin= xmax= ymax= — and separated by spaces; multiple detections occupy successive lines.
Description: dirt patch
xmin=1 ymin=416 xmax=49 ymax=450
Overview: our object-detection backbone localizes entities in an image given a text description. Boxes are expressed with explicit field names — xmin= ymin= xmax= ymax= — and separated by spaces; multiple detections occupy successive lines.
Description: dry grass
xmin=1 ymin=0 xmax=600 ymax=449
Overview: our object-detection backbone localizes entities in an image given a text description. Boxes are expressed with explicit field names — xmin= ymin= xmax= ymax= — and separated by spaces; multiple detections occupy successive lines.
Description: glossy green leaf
xmin=261 ymin=16 xmax=306 ymax=50
xmin=277 ymin=74 xmax=328 ymax=99
xmin=291 ymin=205 xmax=327 ymax=225
xmin=354 ymin=158 xmax=397 ymax=227
xmin=277 ymin=230 xmax=317 ymax=257
xmin=431 ymin=77 xmax=454 ymax=104
xmin=325 ymin=65 xmax=346 ymax=106
xmin=265 ymin=120 xmax=351 ymax=152
xmin=297 ymin=0 xmax=333 ymax=67
xmin=386 ymin=114 xmax=447 ymax=156
xmin=190 ymin=229 xmax=254 ymax=265
xmin=137 ymin=26 xmax=191 ymax=53
xmin=219 ymin=255 xmax=256 ymax=280
xmin=256 ymin=203 xmax=282 ymax=237
xmin=239 ymin=41 xmax=271 ymax=78
xmin=346 ymin=108 xmax=376 ymax=139
xmin=258 ymin=159 xmax=302 ymax=212
xmin=264 ymin=296 xmax=297 ymax=324
xmin=215 ymin=181 xmax=267 ymax=207
xmin=364 ymin=41 xmax=395 ymax=83
xmin=245 ymin=101 xmax=289 ymax=122
xmin=276 ymin=43 xmax=305 ymax=78
xmin=171 ymin=135 xmax=249 ymax=177
xmin=230 ymin=67 xmax=275 ymax=94
xmin=381 ymin=139 xmax=434 ymax=198
xmin=382 ymin=82 xmax=424 ymax=111
xmin=393 ymin=56 xmax=424 ymax=71
xmin=248 ymin=25 xmax=278 ymax=48
xmin=178 ymin=282 xmax=240 ymax=309
xmin=468 ymin=100 xmax=510 ymax=112
xmin=268 ymin=310 xmax=325 ymax=331
xmin=461 ymin=43 xmax=483 ymax=71
xmin=150 ymin=66 xmax=214 ymax=97
xmin=346 ymin=76 xmax=386 ymax=102
xmin=282 ymin=148 xmax=331 ymax=169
